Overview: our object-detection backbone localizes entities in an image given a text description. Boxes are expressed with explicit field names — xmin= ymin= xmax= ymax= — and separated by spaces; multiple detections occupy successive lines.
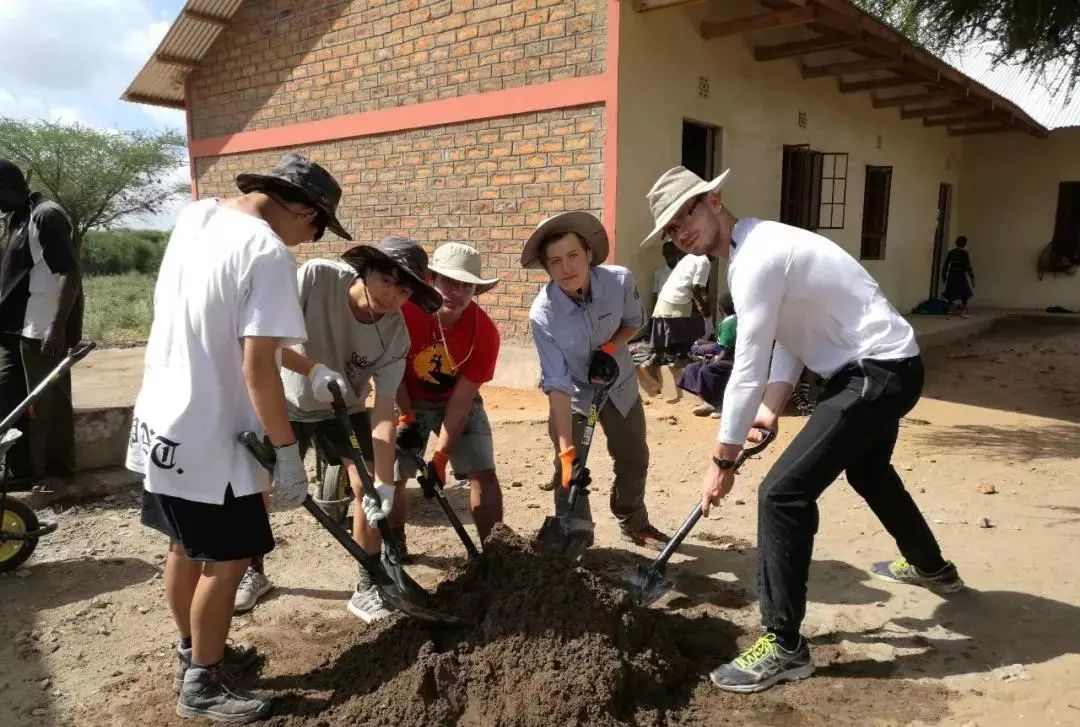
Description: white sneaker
xmin=347 ymin=581 xmax=392 ymax=623
xmin=233 ymin=568 xmax=272 ymax=613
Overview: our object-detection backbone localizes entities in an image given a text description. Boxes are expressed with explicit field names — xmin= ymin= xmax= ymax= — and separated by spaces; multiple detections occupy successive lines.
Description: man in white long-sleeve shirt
xmin=643 ymin=166 xmax=963 ymax=694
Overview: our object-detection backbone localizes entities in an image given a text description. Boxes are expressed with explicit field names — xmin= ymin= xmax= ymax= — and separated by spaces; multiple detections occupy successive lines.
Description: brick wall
xmin=189 ymin=0 xmax=606 ymax=139
xmin=195 ymin=105 xmax=605 ymax=341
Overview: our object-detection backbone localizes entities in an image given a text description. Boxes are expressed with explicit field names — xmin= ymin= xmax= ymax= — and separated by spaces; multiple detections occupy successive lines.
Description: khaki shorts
xmin=395 ymin=396 xmax=496 ymax=481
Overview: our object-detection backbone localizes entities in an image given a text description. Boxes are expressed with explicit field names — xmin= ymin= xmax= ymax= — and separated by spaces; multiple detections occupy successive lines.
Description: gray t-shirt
xmin=283 ymin=259 xmax=410 ymax=422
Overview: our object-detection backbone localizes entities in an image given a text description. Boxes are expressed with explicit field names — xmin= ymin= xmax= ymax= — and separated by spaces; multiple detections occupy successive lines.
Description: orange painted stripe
xmin=189 ymin=75 xmax=608 ymax=158
xmin=602 ymin=0 xmax=620 ymax=263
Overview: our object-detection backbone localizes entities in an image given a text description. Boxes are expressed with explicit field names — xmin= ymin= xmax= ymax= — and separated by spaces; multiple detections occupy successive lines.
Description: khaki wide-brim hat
xmin=641 ymin=166 xmax=731 ymax=247
xmin=428 ymin=242 xmax=500 ymax=295
xmin=519 ymin=211 xmax=609 ymax=269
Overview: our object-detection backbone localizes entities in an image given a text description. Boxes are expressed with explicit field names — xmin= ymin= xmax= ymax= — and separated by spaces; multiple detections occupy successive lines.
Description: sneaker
xmin=870 ymin=557 xmax=964 ymax=594
xmin=176 ymin=664 xmax=270 ymax=723
xmin=692 ymin=402 xmax=715 ymax=417
xmin=174 ymin=642 xmax=259 ymax=693
xmin=347 ymin=581 xmax=392 ymax=623
xmin=621 ymin=524 xmax=670 ymax=552
xmin=233 ymin=568 xmax=273 ymax=613
xmin=709 ymin=633 xmax=814 ymax=693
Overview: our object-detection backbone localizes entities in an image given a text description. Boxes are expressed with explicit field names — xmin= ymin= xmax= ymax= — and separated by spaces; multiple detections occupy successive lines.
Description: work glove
xmin=558 ymin=445 xmax=591 ymax=491
xmin=308 ymin=363 xmax=347 ymax=404
xmin=361 ymin=482 xmax=396 ymax=524
xmin=429 ymin=449 xmax=450 ymax=487
xmin=395 ymin=413 xmax=424 ymax=451
xmin=270 ymin=442 xmax=308 ymax=510
xmin=588 ymin=348 xmax=619 ymax=386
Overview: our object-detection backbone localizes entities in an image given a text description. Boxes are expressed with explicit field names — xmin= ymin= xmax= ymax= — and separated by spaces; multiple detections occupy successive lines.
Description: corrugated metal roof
xmin=944 ymin=42 xmax=1080 ymax=130
xmin=122 ymin=0 xmax=244 ymax=108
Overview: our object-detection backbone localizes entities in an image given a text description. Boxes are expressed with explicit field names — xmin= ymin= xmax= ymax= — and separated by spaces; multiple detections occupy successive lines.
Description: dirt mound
xmin=270 ymin=524 xmax=722 ymax=727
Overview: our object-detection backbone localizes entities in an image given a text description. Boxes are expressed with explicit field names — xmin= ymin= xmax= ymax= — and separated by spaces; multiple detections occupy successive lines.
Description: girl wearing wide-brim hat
xmin=522 ymin=212 xmax=670 ymax=552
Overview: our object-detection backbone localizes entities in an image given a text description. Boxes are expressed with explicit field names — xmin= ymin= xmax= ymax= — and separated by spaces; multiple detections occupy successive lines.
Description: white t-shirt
xmin=718 ymin=218 xmax=918 ymax=445
xmin=283 ymin=259 xmax=410 ymax=422
xmin=126 ymin=199 xmax=307 ymax=504
xmin=658 ymin=254 xmax=710 ymax=305
xmin=21 ymin=231 xmax=63 ymax=341
xmin=652 ymin=264 xmax=672 ymax=295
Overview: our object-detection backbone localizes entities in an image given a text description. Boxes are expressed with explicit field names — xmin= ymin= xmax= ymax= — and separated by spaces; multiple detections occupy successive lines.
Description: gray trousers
xmin=549 ymin=397 xmax=650 ymax=533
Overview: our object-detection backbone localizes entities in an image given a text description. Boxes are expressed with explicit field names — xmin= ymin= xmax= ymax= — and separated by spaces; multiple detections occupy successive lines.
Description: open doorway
xmin=929 ymin=183 xmax=952 ymax=300
xmin=681 ymin=120 xmax=722 ymax=321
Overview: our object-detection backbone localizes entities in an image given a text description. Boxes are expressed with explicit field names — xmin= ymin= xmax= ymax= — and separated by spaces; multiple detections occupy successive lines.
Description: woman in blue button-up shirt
xmin=520 ymin=212 xmax=670 ymax=552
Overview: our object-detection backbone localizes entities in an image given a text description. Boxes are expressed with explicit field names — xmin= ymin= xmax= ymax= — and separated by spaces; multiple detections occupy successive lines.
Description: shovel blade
xmin=536 ymin=514 xmax=595 ymax=561
xmin=626 ymin=564 xmax=674 ymax=607
xmin=365 ymin=552 xmax=469 ymax=626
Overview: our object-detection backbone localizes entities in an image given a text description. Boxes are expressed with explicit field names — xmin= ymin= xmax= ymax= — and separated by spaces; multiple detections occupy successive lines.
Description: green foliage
xmin=81 ymin=228 xmax=169 ymax=276
xmin=82 ymin=273 xmax=156 ymax=345
xmin=851 ymin=0 xmax=1080 ymax=99
xmin=0 ymin=118 xmax=187 ymax=246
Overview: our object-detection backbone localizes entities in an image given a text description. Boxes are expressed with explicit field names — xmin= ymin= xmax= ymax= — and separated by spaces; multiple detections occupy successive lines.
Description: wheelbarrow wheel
xmin=316 ymin=463 xmax=352 ymax=526
xmin=0 ymin=499 xmax=40 ymax=572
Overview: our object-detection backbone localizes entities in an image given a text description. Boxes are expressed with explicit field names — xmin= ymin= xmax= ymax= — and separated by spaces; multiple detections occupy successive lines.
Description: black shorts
xmin=141 ymin=485 xmax=274 ymax=562
xmin=290 ymin=411 xmax=374 ymax=466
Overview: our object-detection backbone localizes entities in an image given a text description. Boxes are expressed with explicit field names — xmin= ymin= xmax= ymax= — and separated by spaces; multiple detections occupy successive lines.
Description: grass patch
xmin=82 ymin=273 xmax=156 ymax=346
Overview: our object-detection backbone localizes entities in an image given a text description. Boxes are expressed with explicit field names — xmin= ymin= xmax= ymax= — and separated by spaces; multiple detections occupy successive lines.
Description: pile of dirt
xmin=271 ymin=524 xmax=729 ymax=727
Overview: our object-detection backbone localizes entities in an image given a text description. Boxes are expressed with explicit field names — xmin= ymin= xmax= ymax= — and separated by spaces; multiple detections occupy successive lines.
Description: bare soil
xmin=3 ymin=317 xmax=1079 ymax=727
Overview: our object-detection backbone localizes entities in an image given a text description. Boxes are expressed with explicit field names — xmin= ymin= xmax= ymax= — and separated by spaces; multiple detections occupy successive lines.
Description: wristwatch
xmin=712 ymin=456 xmax=736 ymax=470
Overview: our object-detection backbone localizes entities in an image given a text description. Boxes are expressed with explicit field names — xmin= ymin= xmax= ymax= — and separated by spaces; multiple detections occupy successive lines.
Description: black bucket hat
xmin=341 ymin=236 xmax=444 ymax=314
xmin=235 ymin=153 xmax=352 ymax=241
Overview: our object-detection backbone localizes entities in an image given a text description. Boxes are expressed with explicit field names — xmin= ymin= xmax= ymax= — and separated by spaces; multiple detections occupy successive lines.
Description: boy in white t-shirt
xmin=126 ymin=154 xmax=352 ymax=723
xmin=235 ymin=237 xmax=443 ymax=624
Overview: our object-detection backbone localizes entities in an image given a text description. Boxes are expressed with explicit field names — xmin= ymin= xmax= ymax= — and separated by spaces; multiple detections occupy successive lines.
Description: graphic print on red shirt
xmin=401 ymin=300 xmax=501 ymax=402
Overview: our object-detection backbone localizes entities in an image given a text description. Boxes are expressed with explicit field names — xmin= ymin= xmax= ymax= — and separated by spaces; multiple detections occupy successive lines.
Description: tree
xmin=0 ymin=118 xmax=188 ymax=248
xmin=852 ymin=0 xmax=1080 ymax=98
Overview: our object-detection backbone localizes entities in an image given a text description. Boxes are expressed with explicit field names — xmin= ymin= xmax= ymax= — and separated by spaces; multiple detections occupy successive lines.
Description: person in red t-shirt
xmin=395 ymin=243 xmax=504 ymax=541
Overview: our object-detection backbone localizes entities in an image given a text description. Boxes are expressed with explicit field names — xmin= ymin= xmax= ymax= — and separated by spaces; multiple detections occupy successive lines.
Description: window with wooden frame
xmin=781 ymin=146 xmax=848 ymax=231
xmin=860 ymin=166 xmax=893 ymax=260
xmin=817 ymin=153 xmax=848 ymax=229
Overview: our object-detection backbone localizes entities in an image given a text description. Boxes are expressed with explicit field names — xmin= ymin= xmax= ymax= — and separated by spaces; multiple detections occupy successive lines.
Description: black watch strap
xmin=712 ymin=456 xmax=736 ymax=470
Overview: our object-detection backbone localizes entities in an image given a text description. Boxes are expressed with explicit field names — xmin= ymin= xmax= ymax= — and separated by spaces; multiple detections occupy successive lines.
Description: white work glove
xmin=270 ymin=442 xmax=308 ymax=510
xmin=361 ymin=482 xmax=396 ymax=524
xmin=308 ymin=363 xmax=347 ymax=404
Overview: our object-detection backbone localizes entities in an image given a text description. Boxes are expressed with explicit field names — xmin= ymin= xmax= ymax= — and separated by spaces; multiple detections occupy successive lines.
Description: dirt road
xmin=2 ymin=317 xmax=1078 ymax=726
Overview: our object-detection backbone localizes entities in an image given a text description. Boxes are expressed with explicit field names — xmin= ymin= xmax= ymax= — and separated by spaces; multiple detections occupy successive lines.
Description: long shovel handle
xmin=396 ymin=445 xmax=480 ymax=559
xmin=565 ymin=386 xmax=609 ymax=513
xmin=649 ymin=428 xmax=776 ymax=573
xmin=0 ymin=340 xmax=96 ymax=435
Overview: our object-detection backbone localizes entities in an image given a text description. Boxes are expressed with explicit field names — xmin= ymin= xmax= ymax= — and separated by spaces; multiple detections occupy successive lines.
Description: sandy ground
xmin=2 ymin=317 xmax=1079 ymax=726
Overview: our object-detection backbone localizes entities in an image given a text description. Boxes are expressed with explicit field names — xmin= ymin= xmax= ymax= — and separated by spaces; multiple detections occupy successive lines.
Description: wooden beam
xmin=754 ymin=34 xmax=861 ymax=61
xmin=182 ymin=9 xmax=230 ymax=28
xmin=155 ymin=54 xmax=200 ymax=72
xmin=947 ymin=124 xmax=1021 ymax=136
xmin=923 ymin=111 xmax=1000 ymax=127
xmin=701 ymin=6 xmax=816 ymax=40
xmin=633 ymin=0 xmax=704 ymax=11
xmin=802 ymin=56 xmax=901 ymax=79
xmin=837 ymin=75 xmax=927 ymax=93
xmin=871 ymin=90 xmax=958 ymax=108
xmin=899 ymin=103 xmax=976 ymax=120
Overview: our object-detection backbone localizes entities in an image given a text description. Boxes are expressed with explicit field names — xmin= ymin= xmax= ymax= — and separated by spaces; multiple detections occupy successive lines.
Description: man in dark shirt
xmin=0 ymin=160 xmax=83 ymax=484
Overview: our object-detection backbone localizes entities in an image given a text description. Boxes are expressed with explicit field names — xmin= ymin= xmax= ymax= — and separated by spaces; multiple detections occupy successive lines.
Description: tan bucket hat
xmin=641 ymin=166 xmax=731 ymax=247
xmin=519 ymin=211 xmax=609 ymax=269
xmin=428 ymin=242 xmax=500 ymax=295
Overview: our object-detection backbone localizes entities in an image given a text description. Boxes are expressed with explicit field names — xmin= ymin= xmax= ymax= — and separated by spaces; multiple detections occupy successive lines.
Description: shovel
xmin=395 ymin=445 xmax=480 ymax=559
xmin=536 ymin=350 xmax=618 ymax=561
xmin=237 ymin=417 xmax=464 ymax=624
xmin=627 ymin=429 xmax=775 ymax=607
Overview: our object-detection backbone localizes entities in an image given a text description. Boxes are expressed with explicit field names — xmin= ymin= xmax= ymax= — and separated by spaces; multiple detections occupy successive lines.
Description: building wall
xmin=615 ymin=0 xmax=964 ymax=315
xmin=194 ymin=105 xmax=606 ymax=341
xmin=955 ymin=127 xmax=1080 ymax=310
xmin=188 ymin=0 xmax=606 ymax=139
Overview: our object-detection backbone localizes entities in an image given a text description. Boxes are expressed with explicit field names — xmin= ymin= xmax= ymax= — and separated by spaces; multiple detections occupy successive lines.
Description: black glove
xmin=569 ymin=461 xmax=592 ymax=491
xmin=395 ymin=422 xmax=424 ymax=451
xmin=587 ymin=349 xmax=619 ymax=386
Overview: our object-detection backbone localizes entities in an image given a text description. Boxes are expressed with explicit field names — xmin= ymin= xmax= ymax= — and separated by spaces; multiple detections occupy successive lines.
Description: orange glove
xmin=431 ymin=449 xmax=450 ymax=485
xmin=599 ymin=341 xmax=616 ymax=356
xmin=558 ymin=445 xmax=577 ymax=490
xmin=397 ymin=413 xmax=416 ymax=427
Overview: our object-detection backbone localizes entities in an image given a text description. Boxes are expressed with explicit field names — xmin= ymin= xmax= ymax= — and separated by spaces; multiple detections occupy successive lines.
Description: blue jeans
xmin=757 ymin=355 xmax=945 ymax=633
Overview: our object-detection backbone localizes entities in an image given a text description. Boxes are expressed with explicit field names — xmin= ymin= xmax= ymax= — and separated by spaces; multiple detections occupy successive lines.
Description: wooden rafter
xmin=155 ymin=53 xmax=200 ymax=72
xmin=754 ymin=34 xmax=861 ymax=61
xmin=701 ymin=6 xmax=816 ymax=40
xmin=802 ymin=56 xmax=901 ymax=79
xmin=871 ymin=90 xmax=958 ymax=108
xmin=923 ymin=111 xmax=1000 ymax=127
xmin=181 ymin=9 xmax=230 ymax=28
xmin=947 ymin=124 xmax=1021 ymax=136
xmin=899 ymin=103 xmax=977 ymax=120
xmin=837 ymin=75 xmax=926 ymax=93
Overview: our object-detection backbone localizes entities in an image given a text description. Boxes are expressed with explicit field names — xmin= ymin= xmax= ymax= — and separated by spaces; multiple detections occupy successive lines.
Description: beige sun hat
xmin=428 ymin=242 xmax=500 ymax=295
xmin=641 ymin=166 xmax=731 ymax=247
xmin=519 ymin=211 xmax=609 ymax=269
